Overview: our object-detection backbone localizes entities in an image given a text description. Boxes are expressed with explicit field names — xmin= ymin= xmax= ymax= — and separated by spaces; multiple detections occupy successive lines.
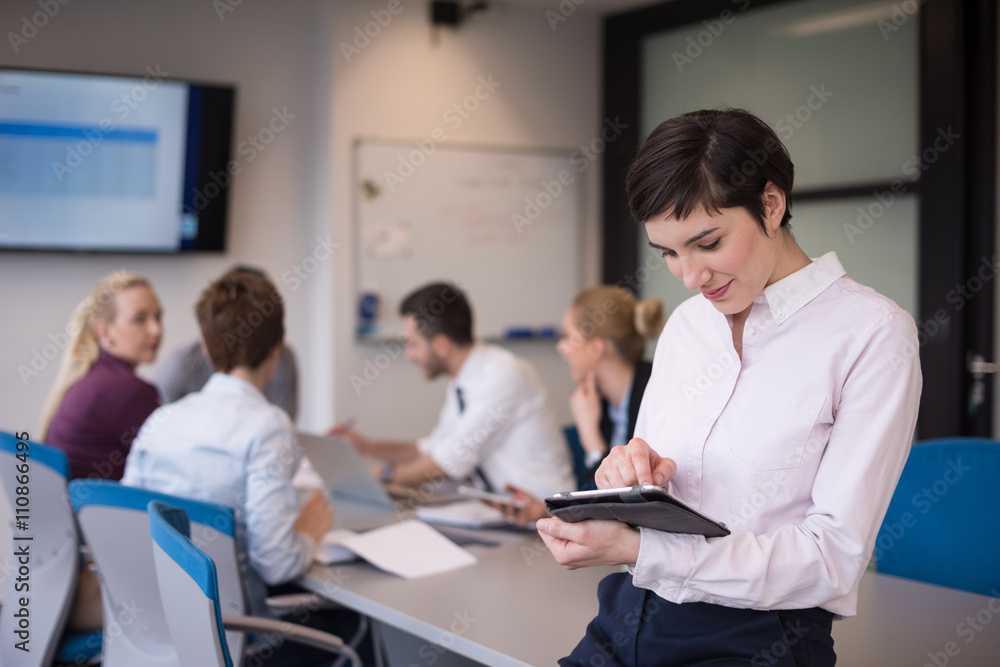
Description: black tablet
xmin=544 ymin=485 xmax=730 ymax=538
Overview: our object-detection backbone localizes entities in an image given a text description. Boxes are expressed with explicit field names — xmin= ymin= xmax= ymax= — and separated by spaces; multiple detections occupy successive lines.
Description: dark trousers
xmin=560 ymin=572 xmax=836 ymax=667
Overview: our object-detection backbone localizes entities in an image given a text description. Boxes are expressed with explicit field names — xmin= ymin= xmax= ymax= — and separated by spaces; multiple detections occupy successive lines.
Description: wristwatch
xmin=584 ymin=449 xmax=605 ymax=469
xmin=380 ymin=463 xmax=395 ymax=484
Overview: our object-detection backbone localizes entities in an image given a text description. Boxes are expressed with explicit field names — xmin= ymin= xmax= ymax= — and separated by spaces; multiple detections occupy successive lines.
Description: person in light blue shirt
xmin=121 ymin=270 xmax=355 ymax=666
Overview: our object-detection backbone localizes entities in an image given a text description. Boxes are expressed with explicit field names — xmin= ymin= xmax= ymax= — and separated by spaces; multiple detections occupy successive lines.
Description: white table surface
xmin=301 ymin=528 xmax=1000 ymax=667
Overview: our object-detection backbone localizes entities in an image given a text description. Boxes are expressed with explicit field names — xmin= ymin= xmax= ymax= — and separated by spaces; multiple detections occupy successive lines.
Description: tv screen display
xmin=0 ymin=67 xmax=234 ymax=252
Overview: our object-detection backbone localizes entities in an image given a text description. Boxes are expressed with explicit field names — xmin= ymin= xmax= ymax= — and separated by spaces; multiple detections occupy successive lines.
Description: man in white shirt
xmin=336 ymin=282 xmax=575 ymax=500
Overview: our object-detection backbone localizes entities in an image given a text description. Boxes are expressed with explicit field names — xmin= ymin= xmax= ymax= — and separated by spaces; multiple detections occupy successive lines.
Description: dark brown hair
xmin=400 ymin=282 xmax=473 ymax=345
xmin=196 ymin=271 xmax=285 ymax=372
xmin=626 ymin=108 xmax=794 ymax=232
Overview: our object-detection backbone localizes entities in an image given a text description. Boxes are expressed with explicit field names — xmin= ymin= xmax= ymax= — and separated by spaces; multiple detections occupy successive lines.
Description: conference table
xmin=300 ymin=527 xmax=1000 ymax=666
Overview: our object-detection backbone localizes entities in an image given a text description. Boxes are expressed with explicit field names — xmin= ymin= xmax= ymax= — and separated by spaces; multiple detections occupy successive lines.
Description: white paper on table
xmin=316 ymin=529 xmax=358 ymax=564
xmin=315 ymin=519 xmax=477 ymax=578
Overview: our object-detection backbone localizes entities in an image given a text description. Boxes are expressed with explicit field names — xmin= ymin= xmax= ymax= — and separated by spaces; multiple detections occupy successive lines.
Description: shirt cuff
xmin=629 ymin=527 xmax=699 ymax=601
xmin=299 ymin=532 xmax=318 ymax=571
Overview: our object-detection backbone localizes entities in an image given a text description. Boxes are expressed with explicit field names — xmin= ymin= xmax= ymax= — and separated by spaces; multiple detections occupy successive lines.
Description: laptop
xmin=296 ymin=432 xmax=400 ymax=531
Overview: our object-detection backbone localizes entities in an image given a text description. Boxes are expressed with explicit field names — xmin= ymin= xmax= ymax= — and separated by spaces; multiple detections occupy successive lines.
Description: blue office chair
xmin=148 ymin=501 xmax=363 ymax=667
xmin=563 ymin=426 xmax=593 ymax=491
xmin=149 ymin=501 xmax=235 ymax=667
xmin=875 ymin=437 xmax=1000 ymax=596
xmin=0 ymin=432 xmax=102 ymax=667
xmin=71 ymin=480 xmax=363 ymax=667
xmin=70 ymin=480 xmax=245 ymax=665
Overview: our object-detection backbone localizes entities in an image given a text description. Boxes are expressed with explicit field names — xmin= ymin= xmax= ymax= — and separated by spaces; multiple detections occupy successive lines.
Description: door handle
xmin=967 ymin=353 xmax=996 ymax=415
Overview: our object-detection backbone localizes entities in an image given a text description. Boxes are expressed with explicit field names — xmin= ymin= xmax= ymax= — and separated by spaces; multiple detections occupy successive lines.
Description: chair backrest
xmin=876 ymin=437 xmax=1000 ymax=596
xmin=69 ymin=480 xmax=245 ymax=666
xmin=563 ymin=426 xmax=592 ymax=491
xmin=149 ymin=501 xmax=234 ymax=667
xmin=0 ymin=432 xmax=80 ymax=667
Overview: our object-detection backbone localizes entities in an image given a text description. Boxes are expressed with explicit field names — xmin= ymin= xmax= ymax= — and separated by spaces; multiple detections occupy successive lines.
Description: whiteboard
xmin=354 ymin=139 xmax=582 ymax=340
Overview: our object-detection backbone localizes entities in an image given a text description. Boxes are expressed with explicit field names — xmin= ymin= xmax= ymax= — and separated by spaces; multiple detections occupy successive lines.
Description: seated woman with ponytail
xmin=559 ymin=286 xmax=664 ymax=487
xmin=41 ymin=271 xmax=163 ymax=481
xmin=498 ymin=286 xmax=664 ymax=524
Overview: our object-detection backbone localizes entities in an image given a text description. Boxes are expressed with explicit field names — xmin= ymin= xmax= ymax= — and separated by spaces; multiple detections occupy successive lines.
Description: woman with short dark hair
xmin=538 ymin=109 xmax=922 ymax=666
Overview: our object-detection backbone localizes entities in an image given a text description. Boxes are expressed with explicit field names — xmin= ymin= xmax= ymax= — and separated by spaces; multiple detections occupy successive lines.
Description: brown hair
xmin=196 ymin=271 xmax=284 ymax=372
xmin=40 ymin=271 xmax=154 ymax=439
xmin=626 ymin=108 xmax=794 ymax=232
xmin=572 ymin=286 xmax=664 ymax=364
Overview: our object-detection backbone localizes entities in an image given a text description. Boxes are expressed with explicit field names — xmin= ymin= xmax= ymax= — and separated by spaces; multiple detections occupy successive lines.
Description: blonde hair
xmin=39 ymin=271 xmax=153 ymax=439
xmin=571 ymin=286 xmax=664 ymax=364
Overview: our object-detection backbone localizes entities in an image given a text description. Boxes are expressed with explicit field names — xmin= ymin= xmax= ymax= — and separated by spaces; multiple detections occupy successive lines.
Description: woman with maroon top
xmin=40 ymin=271 xmax=163 ymax=480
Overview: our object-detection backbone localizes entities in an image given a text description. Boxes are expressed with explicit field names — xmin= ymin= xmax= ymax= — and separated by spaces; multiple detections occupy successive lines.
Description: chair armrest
xmin=264 ymin=592 xmax=340 ymax=616
xmin=221 ymin=615 xmax=362 ymax=667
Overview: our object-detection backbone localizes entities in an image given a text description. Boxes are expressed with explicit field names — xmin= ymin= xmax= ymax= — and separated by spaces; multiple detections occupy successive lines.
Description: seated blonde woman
xmin=40 ymin=271 xmax=162 ymax=481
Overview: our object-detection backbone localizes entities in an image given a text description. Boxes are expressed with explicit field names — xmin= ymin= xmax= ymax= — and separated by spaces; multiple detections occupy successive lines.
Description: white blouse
xmin=631 ymin=252 xmax=922 ymax=617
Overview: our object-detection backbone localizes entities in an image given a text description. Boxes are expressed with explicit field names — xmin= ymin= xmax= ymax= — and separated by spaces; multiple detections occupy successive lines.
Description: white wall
xmin=0 ymin=0 xmax=332 ymax=433
xmin=328 ymin=2 xmax=602 ymax=438
xmin=0 ymin=0 xmax=603 ymax=439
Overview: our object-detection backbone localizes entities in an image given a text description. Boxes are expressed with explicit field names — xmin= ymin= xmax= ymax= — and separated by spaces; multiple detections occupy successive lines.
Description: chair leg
xmin=333 ymin=614 xmax=370 ymax=667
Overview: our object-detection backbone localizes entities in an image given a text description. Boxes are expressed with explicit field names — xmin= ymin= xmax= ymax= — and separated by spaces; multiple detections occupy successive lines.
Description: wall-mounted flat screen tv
xmin=0 ymin=66 xmax=235 ymax=252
